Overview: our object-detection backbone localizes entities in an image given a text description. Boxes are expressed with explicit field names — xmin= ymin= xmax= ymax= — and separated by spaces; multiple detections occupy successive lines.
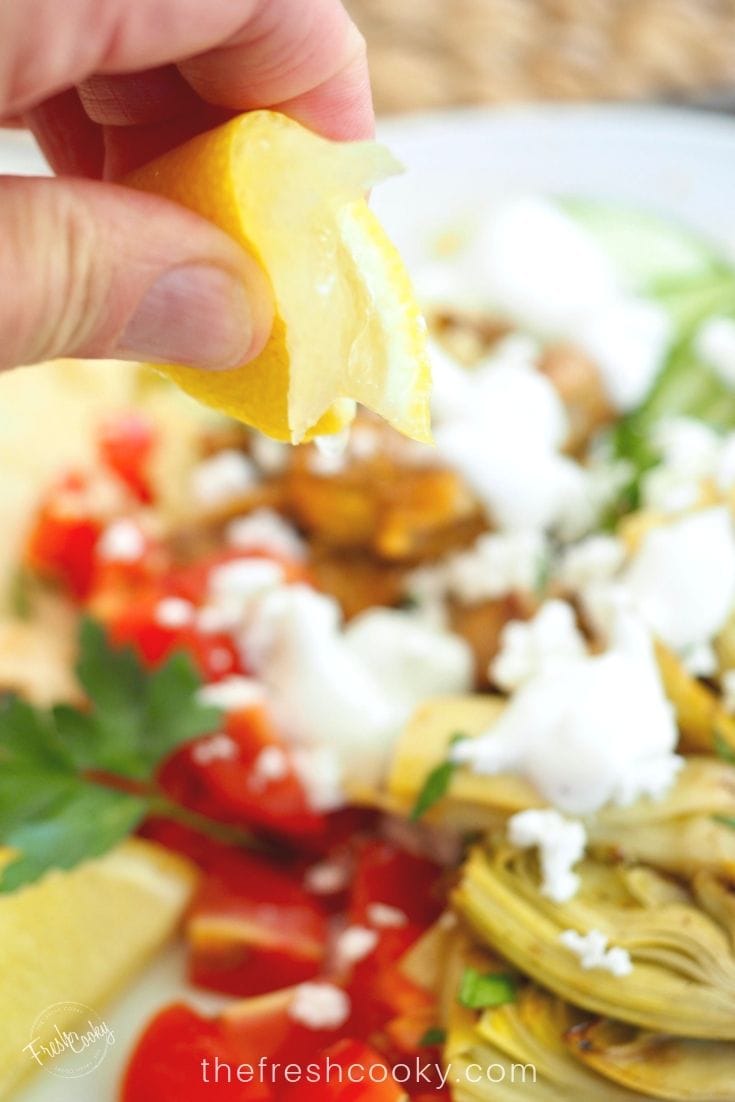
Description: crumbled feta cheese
xmin=240 ymin=587 xmax=472 ymax=806
xmin=97 ymin=519 xmax=146 ymax=563
xmin=191 ymin=733 xmax=238 ymax=766
xmin=196 ymin=605 xmax=238 ymax=635
xmin=491 ymin=600 xmax=587 ymax=692
xmin=434 ymin=359 xmax=587 ymax=532
xmin=250 ymin=434 xmax=289 ymax=476
xmin=641 ymin=418 xmax=721 ymax=513
xmin=226 ymin=509 xmax=305 ymax=561
xmin=309 ymin=430 xmax=351 ymax=474
xmin=291 ymin=746 xmax=345 ymax=812
xmin=289 ymin=983 xmax=351 ymax=1030
xmin=557 ymin=535 xmax=626 ymax=593
xmin=208 ymin=558 xmax=284 ymax=621
xmin=696 ymin=316 xmax=735 ymax=388
xmin=154 ymin=596 xmax=195 ymax=629
xmin=197 ymin=676 xmax=266 ymax=712
xmin=250 ymin=745 xmax=289 ymax=787
xmin=559 ymin=929 xmax=633 ymax=977
xmin=304 ymin=860 xmax=351 ymax=895
xmin=366 ymin=903 xmax=408 ymax=929
xmin=191 ymin=449 xmax=257 ymax=507
xmin=447 ymin=531 xmax=549 ymax=603
xmin=335 ymin=925 xmax=379 ymax=968
xmin=623 ymin=507 xmax=735 ymax=657
xmin=507 ymin=809 xmax=586 ymax=903
xmin=403 ymin=564 xmax=451 ymax=628
xmin=453 ymin=607 xmax=682 ymax=815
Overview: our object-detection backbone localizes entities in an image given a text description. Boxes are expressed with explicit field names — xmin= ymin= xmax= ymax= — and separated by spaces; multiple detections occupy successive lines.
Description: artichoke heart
xmin=655 ymin=641 xmax=735 ymax=757
xmin=566 ymin=1018 xmax=735 ymax=1101
xmin=454 ymin=844 xmax=735 ymax=1039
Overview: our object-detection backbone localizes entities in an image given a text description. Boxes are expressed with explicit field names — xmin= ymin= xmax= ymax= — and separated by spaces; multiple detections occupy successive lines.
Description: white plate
xmin=6 ymin=103 xmax=735 ymax=1100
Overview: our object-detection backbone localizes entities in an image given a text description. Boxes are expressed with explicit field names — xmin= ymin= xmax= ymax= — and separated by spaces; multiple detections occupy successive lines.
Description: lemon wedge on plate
xmin=0 ymin=839 xmax=196 ymax=1097
xmin=126 ymin=110 xmax=432 ymax=444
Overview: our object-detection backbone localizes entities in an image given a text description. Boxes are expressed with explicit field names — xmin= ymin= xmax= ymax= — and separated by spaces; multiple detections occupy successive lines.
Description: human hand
xmin=0 ymin=0 xmax=373 ymax=371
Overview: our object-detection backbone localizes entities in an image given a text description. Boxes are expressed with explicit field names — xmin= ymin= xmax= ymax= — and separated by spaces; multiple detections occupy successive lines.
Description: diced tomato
xmin=98 ymin=411 xmax=156 ymax=503
xmin=187 ymin=849 xmax=328 ymax=998
xmin=25 ymin=476 xmax=102 ymax=599
xmin=103 ymin=587 xmax=246 ymax=680
xmin=343 ymin=843 xmax=441 ymax=1042
xmin=349 ymin=842 xmax=443 ymax=930
xmin=122 ymin=1003 xmax=274 ymax=1101
xmin=159 ymin=706 xmax=324 ymax=840
xmin=220 ymin=990 xmax=344 ymax=1071
xmin=277 ymin=1039 xmax=406 ymax=1102
xmin=107 ymin=589 xmax=191 ymax=667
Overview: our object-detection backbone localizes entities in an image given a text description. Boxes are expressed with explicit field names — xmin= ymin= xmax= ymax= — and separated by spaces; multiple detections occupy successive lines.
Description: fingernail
xmin=118 ymin=264 xmax=254 ymax=369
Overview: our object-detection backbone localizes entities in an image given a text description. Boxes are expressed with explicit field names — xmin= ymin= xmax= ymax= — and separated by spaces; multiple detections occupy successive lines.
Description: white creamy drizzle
xmin=432 ymin=336 xmax=590 ymax=532
xmin=422 ymin=196 xmax=670 ymax=413
xmin=491 ymin=600 xmax=587 ymax=692
xmin=622 ymin=507 xmax=735 ymax=663
xmin=239 ymin=587 xmax=472 ymax=807
xmin=453 ymin=605 xmax=681 ymax=816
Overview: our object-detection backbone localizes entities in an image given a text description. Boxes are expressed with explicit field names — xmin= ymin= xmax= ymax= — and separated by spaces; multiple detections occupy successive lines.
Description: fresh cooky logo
xmin=24 ymin=1002 xmax=115 ymax=1079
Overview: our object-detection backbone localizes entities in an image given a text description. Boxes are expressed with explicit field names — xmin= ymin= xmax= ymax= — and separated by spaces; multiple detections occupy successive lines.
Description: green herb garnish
xmin=0 ymin=617 xmax=227 ymax=892
xmin=419 ymin=1027 xmax=447 ymax=1048
xmin=713 ymin=729 xmax=735 ymax=765
xmin=458 ymin=967 xmax=517 ymax=1010
xmin=410 ymin=732 xmax=467 ymax=821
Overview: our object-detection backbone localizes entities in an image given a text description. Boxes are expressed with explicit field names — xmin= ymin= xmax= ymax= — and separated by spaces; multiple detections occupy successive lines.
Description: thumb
xmin=0 ymin=176 xmax=273 ymax=371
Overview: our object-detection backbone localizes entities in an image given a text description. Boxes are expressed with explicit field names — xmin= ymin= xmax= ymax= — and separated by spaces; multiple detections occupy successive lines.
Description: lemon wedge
xmin=0 ymin=839 xmax=196 ymax=1097
xmin=126 ymin=110 xmax=432 ymax=444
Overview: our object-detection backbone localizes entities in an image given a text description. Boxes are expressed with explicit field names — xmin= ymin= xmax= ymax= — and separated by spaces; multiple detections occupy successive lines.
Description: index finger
xmin=3 ymin=0 xmax=373 ymax=141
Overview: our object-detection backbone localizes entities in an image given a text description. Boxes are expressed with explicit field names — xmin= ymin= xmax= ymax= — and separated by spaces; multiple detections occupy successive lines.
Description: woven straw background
xmin=346 ymin=0 xmax=735 ymax=113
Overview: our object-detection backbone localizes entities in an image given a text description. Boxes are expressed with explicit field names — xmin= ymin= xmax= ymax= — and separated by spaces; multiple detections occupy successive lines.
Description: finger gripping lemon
xmin=126 ymin=111 xmax=432 ymax=445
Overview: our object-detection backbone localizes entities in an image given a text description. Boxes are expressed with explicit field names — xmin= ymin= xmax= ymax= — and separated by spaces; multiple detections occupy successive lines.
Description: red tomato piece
xmin=159 ymin=706 xmax=324 ymax=840
xmin=220 ymin=989 xmax=344 ymax=1071
xmin=25 ymin=486 xmax=102 ymax=599
xmin=187 ymin=849 xmax=328 ymax=998
xmin=349 ymin=842 xmax=443 ymax=930
xmin=343 ymin=843 xmax=441 ymax=1041
xmin=107 ymin=590 xmax=191 ymax=667
xmin=98 ymin=411 xmax=156 ymax=503
xmin=277 ymin=1039 xmax=407 ymax=1102
xmin=122 ymin=1003 xmax=274 ymax=1101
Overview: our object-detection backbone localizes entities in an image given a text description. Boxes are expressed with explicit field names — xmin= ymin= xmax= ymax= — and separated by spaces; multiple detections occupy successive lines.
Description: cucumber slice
xmin=562 ymin=198 xmax=726 ymax=292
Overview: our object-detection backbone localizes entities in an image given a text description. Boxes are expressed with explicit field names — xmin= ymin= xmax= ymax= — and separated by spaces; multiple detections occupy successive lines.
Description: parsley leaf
xmin=410 ymin=732 xmax=467 ymax=821
xmin=419 ymin=1027 xmax=447 ymax=1048
xmin=458 ymin=968 xmax=517 ymax=1010
xmin=0 ymin=617 xmax=222 ymax=893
